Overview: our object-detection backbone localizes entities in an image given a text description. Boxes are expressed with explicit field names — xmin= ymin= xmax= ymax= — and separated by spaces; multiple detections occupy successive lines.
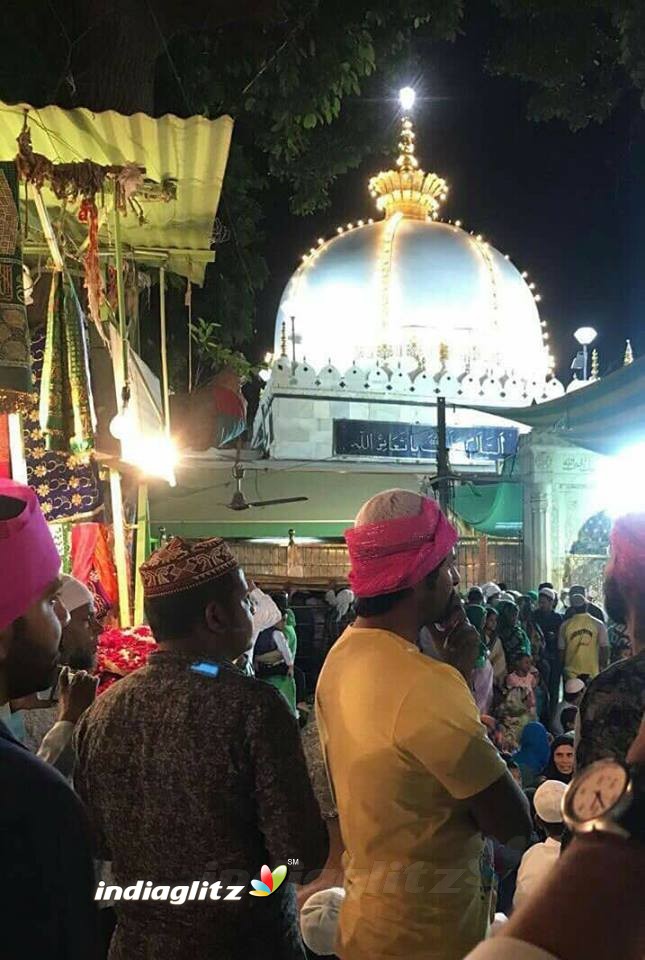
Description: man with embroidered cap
xmin=74 ymin=535 xmax=328 ymax=960
xmin=0 ymin=478 xmax=96 ymax=959
xmin=316 ymin=490 xmax=530 ymax=960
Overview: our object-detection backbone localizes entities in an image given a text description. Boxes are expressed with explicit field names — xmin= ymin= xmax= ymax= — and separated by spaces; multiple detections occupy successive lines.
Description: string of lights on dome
xmin=284 ymin=86 xmax=556 ymax=386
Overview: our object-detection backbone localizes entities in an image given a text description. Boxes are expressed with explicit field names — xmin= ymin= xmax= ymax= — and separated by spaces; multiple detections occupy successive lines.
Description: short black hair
xmin=355 ymin=565 xmax=443 ymax=618
xmin=538 ymin=582 xmax=554 ymax=591
xmin=145 ymin=570 xmax=240 ymax=643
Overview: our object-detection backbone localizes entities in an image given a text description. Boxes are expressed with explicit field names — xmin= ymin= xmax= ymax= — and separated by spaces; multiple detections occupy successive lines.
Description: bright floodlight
xmin=399 ymin=87 xmax=416 ymax=112
xmin=574 ymin=326 xmax=597 ymax=346
xmin=594 ymin=443 xmax=645 ymax=519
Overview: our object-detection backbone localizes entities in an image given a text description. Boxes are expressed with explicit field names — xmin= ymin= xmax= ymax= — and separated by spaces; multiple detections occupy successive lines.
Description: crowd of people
xmin=1 ymin=477 xmax=645 ymax=960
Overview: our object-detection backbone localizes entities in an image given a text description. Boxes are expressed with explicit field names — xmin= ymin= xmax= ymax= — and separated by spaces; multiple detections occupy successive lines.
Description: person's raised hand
xmin=57 ymin=667 xmax=99 ymax=725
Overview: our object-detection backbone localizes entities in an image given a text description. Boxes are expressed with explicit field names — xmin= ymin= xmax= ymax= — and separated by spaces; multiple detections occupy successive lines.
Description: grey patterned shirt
xmin=74 ymin=650 xmax=328 ymax=960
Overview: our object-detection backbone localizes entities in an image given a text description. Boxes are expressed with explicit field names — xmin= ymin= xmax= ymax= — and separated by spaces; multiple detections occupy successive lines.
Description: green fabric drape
xmin=40 ymin=271 xmax=95 ymax=454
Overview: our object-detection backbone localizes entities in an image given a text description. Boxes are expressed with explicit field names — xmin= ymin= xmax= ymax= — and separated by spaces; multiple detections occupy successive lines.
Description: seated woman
xmin=512 ymin=721 xmax=551 ymax=789
xmin=540 ymin=732 xmax=575 ymax=785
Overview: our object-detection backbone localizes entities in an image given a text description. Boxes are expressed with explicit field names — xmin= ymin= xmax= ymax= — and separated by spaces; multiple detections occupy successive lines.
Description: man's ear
xmin=204 ymin=600 xmax=225 ymax=633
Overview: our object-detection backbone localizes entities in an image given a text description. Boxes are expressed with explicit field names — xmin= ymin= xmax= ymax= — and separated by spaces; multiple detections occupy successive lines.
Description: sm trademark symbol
xmin=287 ymin=858 xmax=300 ymax=866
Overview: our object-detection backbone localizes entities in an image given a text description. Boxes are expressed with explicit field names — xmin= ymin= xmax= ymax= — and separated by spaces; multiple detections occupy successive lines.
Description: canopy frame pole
xmin=112 ymin=192 xmax=129 ymax=389
xmin=110 ymin=468 xmax=131 ymax=627
xmin=32 ymin=188 xmax=65 ymax=271
xmin=159 ymin=266 xmax=171 ymax=435
xmin=134 ymin=482 xmax=149 ymax=625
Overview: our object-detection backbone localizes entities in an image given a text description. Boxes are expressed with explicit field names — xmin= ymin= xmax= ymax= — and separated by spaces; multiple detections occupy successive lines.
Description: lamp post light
xmin=399 ymin=86 xmax=416 ymax=113
xmin=573 ymin=327 xmax=597 ymax=381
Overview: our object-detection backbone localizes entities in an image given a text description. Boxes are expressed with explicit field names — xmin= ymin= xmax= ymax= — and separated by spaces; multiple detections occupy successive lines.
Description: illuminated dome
xmin=274 ymin=105 xmax=552 ymax=385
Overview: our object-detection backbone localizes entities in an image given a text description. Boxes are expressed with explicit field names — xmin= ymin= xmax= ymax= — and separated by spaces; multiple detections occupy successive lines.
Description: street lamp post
xmin=573 ymin=326 xmax=597 ymax=381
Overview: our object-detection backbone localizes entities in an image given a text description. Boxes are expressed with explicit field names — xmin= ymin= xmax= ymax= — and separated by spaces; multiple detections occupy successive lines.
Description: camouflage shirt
xmin=576 ymin=650 xmax=645 ymax=770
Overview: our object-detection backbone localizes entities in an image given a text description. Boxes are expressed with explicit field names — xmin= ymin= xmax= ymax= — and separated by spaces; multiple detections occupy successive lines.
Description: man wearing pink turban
xmin=0 ymin=479 xmax=96 ymax=957
xmin=316 ymin=490 xmax=531 ymax=960
xmin=576 ymin=512 xmax=645 ymax=772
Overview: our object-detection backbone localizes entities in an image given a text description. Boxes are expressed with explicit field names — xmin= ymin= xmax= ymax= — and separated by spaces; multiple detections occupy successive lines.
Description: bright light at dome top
xmin=399 ymin=87 xmax=416 ymax=112
xmin=594 ymin=443 xmax=645 ymax=518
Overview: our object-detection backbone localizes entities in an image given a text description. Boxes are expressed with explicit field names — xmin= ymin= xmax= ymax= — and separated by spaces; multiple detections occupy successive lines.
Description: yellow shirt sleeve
xmin=394 ymin=663 xmax=506 ymax=800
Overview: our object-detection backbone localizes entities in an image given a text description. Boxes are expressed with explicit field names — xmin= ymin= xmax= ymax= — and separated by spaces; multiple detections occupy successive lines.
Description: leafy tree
xmin=0 ymin=1 xmax=464 ymax=363
xmin=488 ymin=1 xmax=645 ymax=129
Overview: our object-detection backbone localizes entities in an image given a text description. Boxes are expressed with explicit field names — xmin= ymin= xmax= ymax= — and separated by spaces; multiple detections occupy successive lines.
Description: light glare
xmin=594 ymin=443 xmax=645 ymax=518
xmin=399 ymin=87 xmax=416 ymax=112
xmin=574 ymin=326 xmax=597 ymax=346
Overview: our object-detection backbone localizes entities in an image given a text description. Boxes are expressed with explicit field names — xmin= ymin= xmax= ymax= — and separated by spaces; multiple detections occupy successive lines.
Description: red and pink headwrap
xmin=607 ymin=513 xmax=645 ymax=590
xmin=0 ymin=479 xmax=61 ymax=630
xmin=345 ymin=496 xmax=458 ymax=598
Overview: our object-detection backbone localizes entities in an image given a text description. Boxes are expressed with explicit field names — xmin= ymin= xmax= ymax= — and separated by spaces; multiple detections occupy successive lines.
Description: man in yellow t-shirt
xmin=558 ymin=587 xmax=609 ymax=680
xmin=316 ymin=490 xmax=531 ymax=960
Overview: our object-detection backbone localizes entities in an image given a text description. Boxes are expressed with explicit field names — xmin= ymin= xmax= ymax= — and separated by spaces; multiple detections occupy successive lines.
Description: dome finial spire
xmin=368 ymin=88 xmax=448 ymax=220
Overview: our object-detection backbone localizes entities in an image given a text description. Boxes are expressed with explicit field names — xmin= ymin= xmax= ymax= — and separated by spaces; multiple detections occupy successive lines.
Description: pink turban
xmin=608 ymin=513 xmax=645 ymax=590
xmin=0 ymin=479 xmax=61 ymax=630
xmin=345 ymin=496 xmax=458 ymax=598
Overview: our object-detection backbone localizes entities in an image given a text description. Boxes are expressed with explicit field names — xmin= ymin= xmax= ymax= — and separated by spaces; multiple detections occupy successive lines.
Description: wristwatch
xmin=563 ymin=758 xmax=645 ymax=843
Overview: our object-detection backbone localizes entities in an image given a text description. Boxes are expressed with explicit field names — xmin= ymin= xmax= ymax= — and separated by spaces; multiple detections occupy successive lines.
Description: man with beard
xmin=316 ymin=490 xmax=530 ymax=960
xmin=20 ymin=575 xmax=100 ymax=771
xmin=576 ymin=513 xmax=645 ymax=771
xmin=0 ymin=479 xmax=96 ymax=958
xmin=74 ymin=536 xmax=327 ymax=960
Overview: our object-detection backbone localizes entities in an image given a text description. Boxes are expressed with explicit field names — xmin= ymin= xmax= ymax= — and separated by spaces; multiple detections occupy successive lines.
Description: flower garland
xmin=96 ymin=625 xmax=156 ymax=694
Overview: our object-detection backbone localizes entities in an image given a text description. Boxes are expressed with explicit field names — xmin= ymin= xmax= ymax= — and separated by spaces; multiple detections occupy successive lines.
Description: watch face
xmin=570 ymin=760 xmax=629 ymax=823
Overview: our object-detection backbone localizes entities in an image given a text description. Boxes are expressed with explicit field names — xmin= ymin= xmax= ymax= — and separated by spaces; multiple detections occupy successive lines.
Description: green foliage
xmin=190 ymin=318 xmax=263 ymax=386
xmin=488 ymin=1 xmax=645 ymax=129
xmin=167 ymin=0 xmax=464 ymax=342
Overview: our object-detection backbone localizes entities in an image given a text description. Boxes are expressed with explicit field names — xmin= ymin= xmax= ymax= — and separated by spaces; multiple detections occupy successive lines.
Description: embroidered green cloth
xmin=0 ymin=160 xmax=32 ymax=409
xmin=40 ymin=271 xmax=95 ymax=453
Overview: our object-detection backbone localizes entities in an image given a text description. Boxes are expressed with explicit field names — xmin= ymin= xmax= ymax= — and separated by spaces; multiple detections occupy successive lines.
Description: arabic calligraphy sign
xmin=333 ymin=419 xmax=519 ymax=462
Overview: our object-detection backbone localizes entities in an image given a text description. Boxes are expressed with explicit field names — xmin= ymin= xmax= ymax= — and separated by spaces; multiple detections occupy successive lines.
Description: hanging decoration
xmin=71 ymin=521 xmax=119 ymax=622
xmin=78 ymin=197 xmax=103 ymax=331
xmin=16 ymin=122 xmax=151 ymax=336
xmin=0 ymin=160 xmax=32 ymax=412
xmin=40 ymin=272 xmax=96 ymax=454
xmin=23 ymin=328 xmax=102 ymax=521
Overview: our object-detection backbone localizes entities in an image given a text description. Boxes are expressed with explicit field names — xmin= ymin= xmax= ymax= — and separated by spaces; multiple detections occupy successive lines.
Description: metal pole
xmin=436 ymin=397 xmax=450 ymax=514
xmin=583 ymin=344 xmax=588 ymax=381
xmin=134 ymin=482 xmax=148 ymax=625
xmin=159 ymin=266 xmax=171 ymax=435
xmin=109 ymin=469 xmax=131 ymax=627
xmin=112 ymin=195 xmax=129 ymax=387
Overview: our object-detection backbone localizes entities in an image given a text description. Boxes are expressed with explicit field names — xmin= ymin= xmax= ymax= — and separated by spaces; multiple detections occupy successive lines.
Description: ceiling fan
xmin=224 ymin=463 xmax=309 ymax=512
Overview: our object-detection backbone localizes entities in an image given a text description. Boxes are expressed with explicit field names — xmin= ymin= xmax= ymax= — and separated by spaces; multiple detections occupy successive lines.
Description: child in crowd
xmin=506 ymin=654 xmax=539 ymax=719
xmin=513 ymin=780 xmax=566 ymax=910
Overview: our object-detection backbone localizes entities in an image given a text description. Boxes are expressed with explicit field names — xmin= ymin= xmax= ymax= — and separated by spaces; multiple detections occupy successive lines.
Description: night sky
xmin=258 ymin=6 xmax=645 ymax=382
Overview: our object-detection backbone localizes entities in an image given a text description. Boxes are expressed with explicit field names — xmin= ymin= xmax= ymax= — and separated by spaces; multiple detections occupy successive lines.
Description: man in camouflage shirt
xmin=576 ymin=515 xmax=645 ymax=771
